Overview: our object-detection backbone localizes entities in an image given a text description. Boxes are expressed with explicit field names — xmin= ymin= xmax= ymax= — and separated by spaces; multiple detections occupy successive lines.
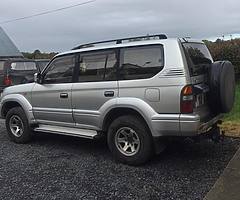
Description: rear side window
xmin=119 ymin=45 xmax=164 ymax=80
xmin=183 ymin=43 xmax=213 ymax=76
xmin=10 ymin=62 xmax=37 ymax=71
xmin=78 ymin=50 xmax=117 ymax=82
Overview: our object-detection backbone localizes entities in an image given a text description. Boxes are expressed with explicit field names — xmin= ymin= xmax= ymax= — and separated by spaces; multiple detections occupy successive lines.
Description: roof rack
xmin=72 ymin=34 xmax=167 ymax=50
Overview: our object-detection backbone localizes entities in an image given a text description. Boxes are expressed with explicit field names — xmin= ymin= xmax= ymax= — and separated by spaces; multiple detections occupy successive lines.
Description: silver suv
xmin=0 ymin=35 xmax=235 ymax=165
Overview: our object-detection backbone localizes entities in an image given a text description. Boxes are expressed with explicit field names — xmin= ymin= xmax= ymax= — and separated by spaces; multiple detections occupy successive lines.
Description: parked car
xmin=0 ymin=59 xmax=38 ymax=92
xmin=0 ymin=34 xmax=235 ymax=165
xmin=0 ymin=59 xmax=50 ymax=92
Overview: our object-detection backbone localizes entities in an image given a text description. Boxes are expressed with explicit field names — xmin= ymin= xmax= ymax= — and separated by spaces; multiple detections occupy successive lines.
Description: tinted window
xmin=183 ymin=43 xmax=213 ymax=76
xmin=36 ymin=61 xmax=49 ymax=71
xmin=78 ymin=51 xmax=117 ymax=82
xmin=44 ymin=55 xmax=75 ymax=84
xmin=10 ymin=62 xmax=37 ymax=71
xmin=119 ymin=45 xmax=164 ymax=80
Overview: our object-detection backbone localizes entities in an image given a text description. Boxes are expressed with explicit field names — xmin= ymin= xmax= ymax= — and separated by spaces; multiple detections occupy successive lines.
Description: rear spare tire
xmin=208 ymin=61 xmax=235 ymax=113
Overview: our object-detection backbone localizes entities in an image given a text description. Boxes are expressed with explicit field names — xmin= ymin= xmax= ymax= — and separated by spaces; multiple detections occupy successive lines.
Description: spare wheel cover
xmin=219 ymin=61 xmax=235 ymax=113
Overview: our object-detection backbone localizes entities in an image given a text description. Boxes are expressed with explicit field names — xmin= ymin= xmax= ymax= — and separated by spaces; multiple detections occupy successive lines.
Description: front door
xmin=31 ymin=54 xmax=75 ymax=125
xmin=72 ymin=49 xmax=118 ymax=130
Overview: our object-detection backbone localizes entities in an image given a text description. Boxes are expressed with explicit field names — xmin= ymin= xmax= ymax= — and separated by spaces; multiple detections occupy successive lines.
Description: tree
xmin=22 ymin=50 xmax=58 ymax=59
xmin=204 ymin=39 xmax=240 ymax=79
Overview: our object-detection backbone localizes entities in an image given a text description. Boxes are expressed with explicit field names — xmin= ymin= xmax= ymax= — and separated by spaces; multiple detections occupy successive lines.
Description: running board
xmin=34 ymin=125 xmax=98 ymax=139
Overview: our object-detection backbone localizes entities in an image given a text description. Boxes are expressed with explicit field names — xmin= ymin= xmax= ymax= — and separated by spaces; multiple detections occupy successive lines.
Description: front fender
xmin=0 ymin=94 xmax=35 ymax=124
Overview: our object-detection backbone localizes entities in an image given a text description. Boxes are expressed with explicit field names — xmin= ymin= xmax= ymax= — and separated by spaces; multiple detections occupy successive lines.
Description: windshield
xmin=36 ymin=61 xmax=49 ymax=71
xmin=10 ymin=62 xmax=37 ymax=71
xmin=183 ymin=43 xmax=213 ymax=76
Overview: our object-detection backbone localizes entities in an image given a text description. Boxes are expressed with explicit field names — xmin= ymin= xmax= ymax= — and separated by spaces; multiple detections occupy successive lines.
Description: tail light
xmin=180 ymin=85 xmax=194 ymax=114
xmin=4 ymin=76 xmax=12 ymax=86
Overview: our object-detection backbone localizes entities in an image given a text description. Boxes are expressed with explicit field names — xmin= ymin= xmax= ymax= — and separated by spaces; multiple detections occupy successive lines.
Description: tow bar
xmin=206 ymin=126 xmax=225 ymax=143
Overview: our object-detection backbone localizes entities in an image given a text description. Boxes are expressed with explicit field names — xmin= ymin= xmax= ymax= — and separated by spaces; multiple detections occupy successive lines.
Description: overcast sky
xmin=0 ymin=0 xmax=239 ymax=52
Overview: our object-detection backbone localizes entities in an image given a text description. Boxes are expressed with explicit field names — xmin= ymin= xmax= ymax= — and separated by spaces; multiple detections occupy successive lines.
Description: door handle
xmin=104 ymin=91 xmax=114 ymax=97
xmin=60 ymin=93 xmax=68 ymax=98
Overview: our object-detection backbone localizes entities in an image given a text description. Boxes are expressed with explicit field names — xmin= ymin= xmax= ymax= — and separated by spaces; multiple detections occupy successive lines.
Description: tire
xmin=5 ymin=107 xmax=32 ymax=143
xmin=208 ymin=61 xmax=235 ymax=113
xmin=107 ymin=115 xmax=153 ymax=165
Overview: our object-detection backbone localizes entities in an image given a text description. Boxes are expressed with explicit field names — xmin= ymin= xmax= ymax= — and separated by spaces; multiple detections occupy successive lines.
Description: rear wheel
xmin=107 ymin=115 xmax=153 ymax=165
xmin=6 ymin=107 xmax=32 ymax=143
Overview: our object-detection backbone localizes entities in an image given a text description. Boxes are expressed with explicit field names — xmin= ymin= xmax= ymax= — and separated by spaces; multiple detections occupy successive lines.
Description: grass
xmin=221 ymin=83 xmax=240 ymax=137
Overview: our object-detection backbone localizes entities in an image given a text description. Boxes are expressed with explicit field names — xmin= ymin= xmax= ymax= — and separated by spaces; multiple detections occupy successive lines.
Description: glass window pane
xmin=78 ymin=51 xmax=117 ymax=82
xmin=183 ymin=43 xmax=213 ymax=76
xmin=36 ymin=61 xmax=49 ymax=71
xmin=104 ymin=52 xmax=117 ymax=81
xmin=119 ymin=45 xmax=164 ymax=80
xmin=44 ymin=55 xmax=75 ymax=84
xmin=0 ymin=61 xmax=4 ymax=70
xmin=10 ymin=62 xmax=37 ymax=70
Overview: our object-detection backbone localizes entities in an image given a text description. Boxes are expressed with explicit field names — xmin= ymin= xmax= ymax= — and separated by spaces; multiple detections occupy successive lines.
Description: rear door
xmin=72 ymin=49 xmax=118 ymax=130
xmin=31 ymin=54 xmax=75 ymax=125
xmin=182 ymin=42 xmax=213 ymax=121
xmin=118 ymin=45 xmax=166 ymax=113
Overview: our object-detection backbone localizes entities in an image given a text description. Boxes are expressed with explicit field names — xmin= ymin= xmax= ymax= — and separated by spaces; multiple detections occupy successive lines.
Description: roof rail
xmin=72 ymin=34 xmax=167 ymax=50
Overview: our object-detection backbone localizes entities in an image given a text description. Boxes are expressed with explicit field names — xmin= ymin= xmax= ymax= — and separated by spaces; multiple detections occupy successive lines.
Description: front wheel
xmin=107 ymin=115 xmax=153 ymax=165
xmin=6 ymin=107 xmax=33 ymax=143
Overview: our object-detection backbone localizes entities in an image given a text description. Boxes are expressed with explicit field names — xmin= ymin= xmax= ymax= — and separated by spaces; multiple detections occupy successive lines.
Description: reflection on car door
xmin=31 ymin=54 xmax=75 ymax=125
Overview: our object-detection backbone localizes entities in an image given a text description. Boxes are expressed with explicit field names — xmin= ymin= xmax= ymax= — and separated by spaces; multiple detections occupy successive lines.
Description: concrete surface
xmin=204 ymin=146 xmax=240 ymax=200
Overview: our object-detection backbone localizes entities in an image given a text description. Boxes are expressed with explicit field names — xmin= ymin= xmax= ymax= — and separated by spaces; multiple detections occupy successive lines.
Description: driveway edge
xmin=204 ymin=147 xmax=240 ymax=200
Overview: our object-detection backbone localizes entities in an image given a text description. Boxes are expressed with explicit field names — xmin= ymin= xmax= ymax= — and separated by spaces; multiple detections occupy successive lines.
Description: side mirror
xmin=34 ymin=73 xmax=41 ymax=83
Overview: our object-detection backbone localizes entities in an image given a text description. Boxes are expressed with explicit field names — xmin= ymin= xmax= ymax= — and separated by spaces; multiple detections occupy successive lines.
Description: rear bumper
xmin=180 ymin=114 xmax=223 ymax=136
xmin=150 ymin=113 xmax=223 ymax=137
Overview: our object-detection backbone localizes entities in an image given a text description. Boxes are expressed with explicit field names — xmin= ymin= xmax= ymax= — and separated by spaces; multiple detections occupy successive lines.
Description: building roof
xmin=0 ymin=27 xmax=23 ymax=58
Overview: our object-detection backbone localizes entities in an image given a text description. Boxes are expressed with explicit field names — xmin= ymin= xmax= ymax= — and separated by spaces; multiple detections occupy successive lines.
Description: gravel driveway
xmin=0 ymin=120 xmax=239 ymax=200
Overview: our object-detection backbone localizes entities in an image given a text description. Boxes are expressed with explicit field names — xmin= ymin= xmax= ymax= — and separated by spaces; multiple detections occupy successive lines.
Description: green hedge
xmin=204 ymin=39 xmax=240 ymax=79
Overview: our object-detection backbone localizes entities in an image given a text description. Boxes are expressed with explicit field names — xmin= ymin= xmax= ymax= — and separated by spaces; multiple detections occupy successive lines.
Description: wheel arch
xmin=1 ymin=101 xmax=22 ymax=118
xmin=1 ymin=94 xmax=35 ymax=123
xmin=102 ymin=107 xmax=153 ymax=135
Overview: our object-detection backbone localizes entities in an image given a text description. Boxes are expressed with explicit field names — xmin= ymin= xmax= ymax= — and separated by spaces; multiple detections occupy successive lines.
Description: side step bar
xmin=34 ymin=125 xmax=98 ymax=139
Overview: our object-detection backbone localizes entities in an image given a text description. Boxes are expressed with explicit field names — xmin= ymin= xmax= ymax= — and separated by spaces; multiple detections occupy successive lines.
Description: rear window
xmin=0 ymin=61 xmax=4 ymax=70
xmin=183 ymin=43 xmax=213 ymax=76
xmin=10 ymin=62 xmax=37 ymax=71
